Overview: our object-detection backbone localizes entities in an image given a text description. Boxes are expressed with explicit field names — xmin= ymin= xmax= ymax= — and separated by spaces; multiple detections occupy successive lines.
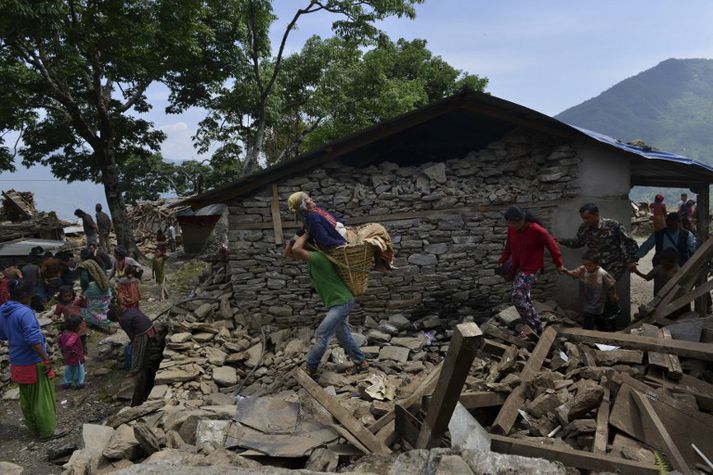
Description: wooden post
xmin=693 ymin=184 xmax=710 ymax=317
xmin=270 ymin=184 xmax=283 ymax=244
xmin=415 ymin=322 xmax=483 ymax=449
xmin=491 ymin=327 xmax=557 ymax=435
xmin=593 ymin=376 xmax=610 ymax=454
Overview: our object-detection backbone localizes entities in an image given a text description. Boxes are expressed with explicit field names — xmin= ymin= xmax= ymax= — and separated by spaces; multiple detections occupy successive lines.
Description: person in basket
xmin=284 ymin=231 xmax=368 ymax=379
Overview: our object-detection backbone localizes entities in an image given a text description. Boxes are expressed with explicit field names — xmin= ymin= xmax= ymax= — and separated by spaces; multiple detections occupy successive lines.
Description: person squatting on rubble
xmin=107 ymin=303 xmax=165 ymax=406
xmin=561 ymin=250 xmax=619 ymax=331
xmin=0 ymin=280 xmax=57 ymax=438
xmin=284 ymin=232 xmax=368 ymax=378
xmin=57 ymin=315 xmax=86 ymax=390
xmin=287 ymin=191 xmax=394 ymax=272
xmin=53 ymin=285 xmax=88 ymax=354
xmin=498 ymin=206 xmax=563 ymax=334
xmin=110 ymin=245 xmax=143 ymax=309
xmin=95 ymin=203 xmax=113 ymax=253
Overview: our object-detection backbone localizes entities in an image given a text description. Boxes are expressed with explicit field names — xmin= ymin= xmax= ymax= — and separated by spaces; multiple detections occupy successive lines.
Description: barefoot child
xmin=561 ymin=250 xmax=618 ymax=331
xmin=53 ymin=286 xmax=88 ymax=355
xmin=57 ymin=315 xmax=86 ymax=389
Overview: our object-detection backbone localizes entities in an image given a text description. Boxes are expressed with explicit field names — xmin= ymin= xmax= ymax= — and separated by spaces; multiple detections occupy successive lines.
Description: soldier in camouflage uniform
xmin=559 ymin=203 xmax=639 ymax=281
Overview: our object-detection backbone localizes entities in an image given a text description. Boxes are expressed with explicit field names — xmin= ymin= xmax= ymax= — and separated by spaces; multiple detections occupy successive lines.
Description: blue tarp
xmin=569 ymin=125 xmax=713 ymax=174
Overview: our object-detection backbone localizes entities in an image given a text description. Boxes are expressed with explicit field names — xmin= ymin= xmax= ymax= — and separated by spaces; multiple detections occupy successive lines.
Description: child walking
xmin=562 ymin=250 xmax=618 ymax=331
xmin=151 ymin=244 xmax=169 ymax=301
xmin=53 ymin=286 xmax=88 ymax=355
xmin=57 ymin=315 xmax=86 ymax=389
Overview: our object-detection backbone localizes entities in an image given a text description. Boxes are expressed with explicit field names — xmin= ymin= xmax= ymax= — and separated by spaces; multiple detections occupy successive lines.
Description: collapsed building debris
xmin=44 ymin=253 xmax=713 ymax=475
xmin=126 ymin=199 xmax=185 ymax=254
xmin=0 ymin=189 xmax=69 ymax=244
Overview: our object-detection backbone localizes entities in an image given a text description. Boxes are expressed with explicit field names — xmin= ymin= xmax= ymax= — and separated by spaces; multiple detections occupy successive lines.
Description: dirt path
xmin=0 ymin=255 xmax=206 ymax=474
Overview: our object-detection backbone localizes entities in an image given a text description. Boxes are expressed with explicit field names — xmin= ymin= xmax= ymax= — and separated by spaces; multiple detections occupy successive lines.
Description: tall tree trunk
xmin=98 ymin=146 xmax=139 ymax=258
xmin=242 ymin=112 xmax=266 ymax=177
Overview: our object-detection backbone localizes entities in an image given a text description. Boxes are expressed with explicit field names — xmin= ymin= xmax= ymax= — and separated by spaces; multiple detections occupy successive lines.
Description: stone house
xmin=182 ymin=90 xmax=713 ymax=327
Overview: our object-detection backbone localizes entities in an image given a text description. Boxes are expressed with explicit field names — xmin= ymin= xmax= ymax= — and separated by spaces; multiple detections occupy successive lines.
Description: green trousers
xmin=19 ymin=363 xmax=57 ymax=438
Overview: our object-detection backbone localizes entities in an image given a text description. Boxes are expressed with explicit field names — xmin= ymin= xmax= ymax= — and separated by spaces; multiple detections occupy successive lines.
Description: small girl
xmin=57 ymin=315 xmax=86 ymax=389
xmin=53 ymin=286 xmax=88 ymax=354
xmin=561 ymin=250 xmax=618 ymax=331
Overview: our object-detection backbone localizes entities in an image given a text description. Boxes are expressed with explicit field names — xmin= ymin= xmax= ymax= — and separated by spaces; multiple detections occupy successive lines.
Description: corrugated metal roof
xmin=570 ymin=125 xmax=713 ymax=174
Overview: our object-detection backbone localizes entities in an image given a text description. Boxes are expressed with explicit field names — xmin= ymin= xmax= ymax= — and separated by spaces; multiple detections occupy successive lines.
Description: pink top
xmin=57 ymin=331 xmax=85 ymax=366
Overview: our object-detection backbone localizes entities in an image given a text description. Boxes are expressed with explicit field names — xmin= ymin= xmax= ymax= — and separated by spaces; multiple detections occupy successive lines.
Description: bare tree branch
xmin=117 ymin=81 xmax=150 ymax=113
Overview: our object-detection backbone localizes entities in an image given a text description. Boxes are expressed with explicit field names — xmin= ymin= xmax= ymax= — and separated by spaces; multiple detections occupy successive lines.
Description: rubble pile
xmin=0 ymin=189 xmax=70 ymax=243
xmin=126 ymin=199 xmax=185 ymax=254
xmin=631 ymin=200 xmax=653 ymax=236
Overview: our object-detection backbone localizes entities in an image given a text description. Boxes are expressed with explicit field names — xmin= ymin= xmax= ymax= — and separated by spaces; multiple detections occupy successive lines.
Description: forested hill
xmin=556 ymin=58 xmax=713 ymax=165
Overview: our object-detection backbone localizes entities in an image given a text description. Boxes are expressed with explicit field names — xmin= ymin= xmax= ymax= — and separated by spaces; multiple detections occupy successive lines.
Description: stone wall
xmin=227 ymin=129 xmax=580 ymax=327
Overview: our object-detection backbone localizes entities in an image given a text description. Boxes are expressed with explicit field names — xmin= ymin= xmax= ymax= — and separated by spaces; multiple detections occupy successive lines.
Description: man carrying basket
xmin=284 ymin=231 xmax=368 ymax=378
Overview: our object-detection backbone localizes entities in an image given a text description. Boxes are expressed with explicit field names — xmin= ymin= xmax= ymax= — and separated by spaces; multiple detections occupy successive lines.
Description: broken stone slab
xmin=391 ymin=336 xmax=425 ymax=351
xmin=0 ymin=462 xmax=24 ymax=475
xmin=192 ymin=332 xmax=214 ymax=343
xmin=107 ymin=400 xmax=165 ymax=428
xmin=245 ymin=343 xmax=263 ymax=368
xmin=449 ymin=402 xmax=491 ymax=452
xmin=496 ymin=306 xmax=521 ymax=326
xmin=361 ymin=346 xmax=381 ymax=357
xmin=319 ymin=371 xmax=350 ymax=388
xmin=134 ymin=422 xmax=162 ymax=455
xmin=82 ymin=423 xmax=116 ymax=455
xmin=63 ymin=449 xmax=91 ymax=475
xmin=594 ymin=349 xmax=643 ymax=366
xmin=2 ymin=387 xmax=20 ymax=400
xmin=213 ymin=366 xmax=238 ymax=387
xmin=206 ymin=347 xmax=227 ymax=366
xmin=284 ymin=338 xmax=309 ymax=355
xmin=148 ymin=384 xmax=169 ymax=400
xmin=378 ymin=345 xmax=410 ymax=363
xmin=526 ymin=392 xmax=570 ymax=419
xmin=94 ymin=459 xmax=134 ymax=474
xmin=461 ymin=449 xmax=567 ymax=475
xmin=367 ymin=329 xmax=392 ymax=344
xmin=154 ymin=364 xmax=201 ymax=385
xmin=235 ymin=395 xmax=299 ymax=434
xmin=102 ymin=424 xmax=143 ymax=460
xmin=436 ymin=455 xmax=475 ymax=475
xmin=169 ymin=332 xmax=193 ymax=344
xmin=306 ymin=447 xmax=339 ymax=472
xmin=388 ymin=314 xmax=413 ymax=331
xmin=195 ymin=419 xmax=232 ymax=449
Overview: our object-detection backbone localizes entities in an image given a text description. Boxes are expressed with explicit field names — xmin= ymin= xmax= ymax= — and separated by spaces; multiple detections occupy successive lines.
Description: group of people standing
xmin=0 ymin=207 xmax=172 ymax=439
xmin=649 ymin=192 xmax=697 ymax=232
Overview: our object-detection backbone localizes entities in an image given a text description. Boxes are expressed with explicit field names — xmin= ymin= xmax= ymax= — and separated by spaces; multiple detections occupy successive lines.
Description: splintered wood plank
xmin=458 ymin=391 xmax=507 ymax=410
xmin=660 ymin=328 xmax=683 ymax=380
xmin=490 ymin=327 xmax=557 ymax=435
xmin=293 ymin=368 xmax=391 ymax=454
xmin=416 ymin=323 xmax=483 ymax=449
xmin=609 ymin=381 xmax=713 ymax=468
xmin=558 ymin=327 xmax=713 ymax=361
xmin=489 ymin=434 xmax=658 ymax=475
xmin=630 ymin=389 xmax=693 ymax=475
xmin=593 ymin=376 xmax=610 ymax=454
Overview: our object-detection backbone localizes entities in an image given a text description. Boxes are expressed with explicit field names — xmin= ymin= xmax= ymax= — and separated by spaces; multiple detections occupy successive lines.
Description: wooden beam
xmin=655 ymin=278 xmax=713 ymax=321
xmin=416 ymin=323 xmax=483 ymax=449
xmin=368 ymin=361 xmax=442 ymax=434
xmin=293 ymin=368 xmax=391 ymax=454
xmin=593 ymin=376 xmax=610 ymax=454
xmin=558 ymin=327 xmax=713 ymax=361
xmin=270 ymin=184 xmax=283 ymax=244
xmin=489 ymin=434 xmax=659 ymax=475
xmin=459 ymin=391 xmax=507 ymax=410
xmin=394 ymin=404 xmax=421 ymax=449
xmin=630 ymin=389 xmax=693 ymax=475
xmin=490 ymin=327 xmax=557 ymax=435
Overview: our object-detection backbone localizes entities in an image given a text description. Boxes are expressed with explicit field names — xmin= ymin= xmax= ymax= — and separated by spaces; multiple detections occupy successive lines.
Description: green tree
xmin=266 ymin=35 xmax=487 ymax=163
xmin=187 ymin=0 xmax=425 ymax=177
xmin=0 ymin=1 xmax=229 ymax=255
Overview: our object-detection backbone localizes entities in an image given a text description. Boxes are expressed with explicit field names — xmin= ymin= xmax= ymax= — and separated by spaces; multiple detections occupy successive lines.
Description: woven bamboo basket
xmin=325 ymin=242 xmax=373 ymax=296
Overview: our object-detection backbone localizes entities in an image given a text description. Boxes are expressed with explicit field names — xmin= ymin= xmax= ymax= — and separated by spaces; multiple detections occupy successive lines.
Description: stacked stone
xmin=228 ymin=129 xmax=578 ymax=328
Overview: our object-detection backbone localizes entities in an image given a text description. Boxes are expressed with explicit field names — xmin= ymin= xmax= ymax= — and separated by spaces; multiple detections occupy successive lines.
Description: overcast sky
xmin=3 ymin=0 xmax=713 ymax=217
